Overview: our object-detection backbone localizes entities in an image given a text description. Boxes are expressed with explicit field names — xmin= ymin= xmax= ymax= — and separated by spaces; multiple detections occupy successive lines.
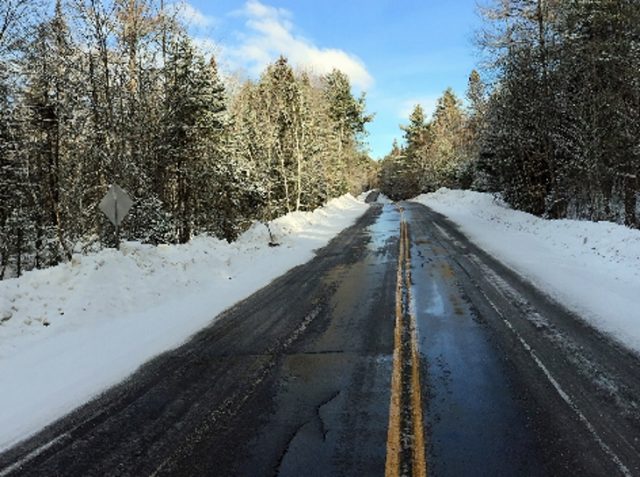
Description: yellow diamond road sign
xmin=99 ymin=184 xmax=133 ymax=227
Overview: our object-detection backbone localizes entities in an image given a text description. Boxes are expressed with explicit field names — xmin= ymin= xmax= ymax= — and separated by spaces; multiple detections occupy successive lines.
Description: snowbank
xmin=357 ymin=189 xmax=393 ymax=204
xmin=375 ymin=193 xmax=393 ymax=204
xmin=0 ymin=194 xmax=369 ymax=451
xmin=413 ymin=189 xmax=640 ymax=354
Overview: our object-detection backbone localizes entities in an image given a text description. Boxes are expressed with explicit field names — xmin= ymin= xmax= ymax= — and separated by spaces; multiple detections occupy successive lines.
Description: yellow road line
xmin=405 ymin=222 xmax=427 ymax=477
xmin=385 ymin=216 xmax=405 ymax=477
xmin=385 ymin=213 xmax=427 ymax=477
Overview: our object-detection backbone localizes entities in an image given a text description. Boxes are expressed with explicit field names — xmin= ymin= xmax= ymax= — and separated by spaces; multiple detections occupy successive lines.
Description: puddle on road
xmin=422 ymin=279 xmax=445 ymax=317
xmin=322 ymin=204 xmax=400 ymax=302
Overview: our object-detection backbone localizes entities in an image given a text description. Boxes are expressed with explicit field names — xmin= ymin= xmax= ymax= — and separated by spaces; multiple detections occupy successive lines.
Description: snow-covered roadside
xmin=0 ymin=194 xmax=369 ymax=451
xmin=413 ymin=189 xmax=640 ymax=355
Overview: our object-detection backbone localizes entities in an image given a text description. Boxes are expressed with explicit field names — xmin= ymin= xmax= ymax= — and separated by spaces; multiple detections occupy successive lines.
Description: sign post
xmin=99 ymin=184 xmax=133 ymax=249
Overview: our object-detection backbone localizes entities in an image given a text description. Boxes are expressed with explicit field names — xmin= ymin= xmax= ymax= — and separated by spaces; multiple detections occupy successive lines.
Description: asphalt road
xmin=1 ymin=199 xmax=640 ymax=476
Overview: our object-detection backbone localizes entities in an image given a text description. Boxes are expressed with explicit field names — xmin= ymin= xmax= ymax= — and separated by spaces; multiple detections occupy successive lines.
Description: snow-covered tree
xmin=159 ymin=36 xmax=226 ymax=243
xmin=0 ymin=2 xmax=377 ymax=278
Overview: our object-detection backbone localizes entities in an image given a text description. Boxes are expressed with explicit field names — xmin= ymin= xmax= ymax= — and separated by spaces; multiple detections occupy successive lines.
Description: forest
xmin=381 ymin=0 xmax=639 ymax=229
xmin=0 ymin=0 xmax=376 ymax=278
xmin=2 ymin=0 xmax=639 ymax=280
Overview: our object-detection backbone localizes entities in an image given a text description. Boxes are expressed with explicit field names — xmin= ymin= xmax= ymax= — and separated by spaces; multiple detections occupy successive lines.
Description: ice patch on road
xmin=0 ymin=194 xmax=369 ymax=451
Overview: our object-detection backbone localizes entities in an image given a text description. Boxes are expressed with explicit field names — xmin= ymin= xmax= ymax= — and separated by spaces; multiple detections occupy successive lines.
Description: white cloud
xmin=168 ymin=2 xmax=217 ymax=29
xmin=224 ymin=0 xmax=373 ymax=90
xmin=192 ymin=37 xmax=220 ymax=57
xmin=243 ymin=0 xmax=292 ymax=23
xmin=398 ymin=96 xmax=440 ymax=121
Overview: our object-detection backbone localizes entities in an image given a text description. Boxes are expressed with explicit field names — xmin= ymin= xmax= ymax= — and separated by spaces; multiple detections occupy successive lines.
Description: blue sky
xmin=178 ymin=0 xmax=483 ymax=158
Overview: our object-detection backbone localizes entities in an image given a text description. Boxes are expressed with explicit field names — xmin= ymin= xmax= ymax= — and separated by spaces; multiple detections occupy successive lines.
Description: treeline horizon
xmin=3 ymin=0 xmax=638 ymax=280
xmin=0 ymin=0 xmax=376 ymax=278
xmin=381 ymin=0 xmax=639 ymax=229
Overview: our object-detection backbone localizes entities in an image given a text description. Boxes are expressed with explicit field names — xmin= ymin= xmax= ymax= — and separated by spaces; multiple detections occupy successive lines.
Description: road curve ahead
xmin=1 ymin=201 xmax=639 ymax=476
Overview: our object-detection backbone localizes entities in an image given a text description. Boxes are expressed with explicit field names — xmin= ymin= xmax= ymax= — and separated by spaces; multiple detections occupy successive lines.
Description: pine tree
xmin=20 ymin=1 xmax=81 ymax=264
xmin=401 ymin=104 xmax=428 ymax=159
xmin=193 ymin=56 xmax=256 ymax=242
xmin=0 ymin=65 xmax=20 ymax=277
xmin=159 ymin=36 xmax=226 ymax=243
xmin=323 ymin=69 xmax=372 ymax=153
xmin=467 ymin=70 xmax=486 ymax=117
xmin=426 ymin=88 xmax=467 ymax=190
xmin=464 ymin=70 xmax=487 ymax=189
xmin=398 ymin=104 xmax=428 ymax=197
xmin=319 ymin=70 xmax=371 ymax=196
xmin=379 ymin=141 xmax=409 ymax=201
xmin=228 ymin=80 xmax=274 ymax=222
xmin=254 ymin=56 xmax=301 ymax=215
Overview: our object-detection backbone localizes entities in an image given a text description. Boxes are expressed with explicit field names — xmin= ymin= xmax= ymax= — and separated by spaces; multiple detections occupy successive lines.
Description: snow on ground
xmin=357 ymin=189 xmax=393 ymax=204
xmin=356 ymin=190 xmax=372 ymax=201
xmin=413 ymin=188 xmax=640 ymax=355
xmin=375 ymin=193 xmax=393 ymax=204
xmin=0 ymin=194 xmax=369 ymax=451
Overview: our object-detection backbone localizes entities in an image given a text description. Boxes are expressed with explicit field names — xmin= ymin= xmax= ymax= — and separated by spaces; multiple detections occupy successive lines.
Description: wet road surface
xmin=1 ymin=201 xmax=640 ymax=476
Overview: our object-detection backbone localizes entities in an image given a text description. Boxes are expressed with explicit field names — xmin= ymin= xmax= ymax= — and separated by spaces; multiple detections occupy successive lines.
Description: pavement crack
xmin=274 ymin=390 xmax=342 ymax=476
xmin=316 ymin=390 xmax=341 ymax=441
xmin=273 ymin=420 xmax=311 ymax=477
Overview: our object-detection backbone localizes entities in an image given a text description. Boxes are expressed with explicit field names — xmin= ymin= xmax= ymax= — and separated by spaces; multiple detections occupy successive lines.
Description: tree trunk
xmin=16 ymin=226 xmax=22 ymax=278
xmin=623 ymin=174 xmax=637 ymax=228
xmin=279 ymin=152 xmax=291 ymax=213
xmin=295 ymin=124 xmax=303 ymax=211
xmin=0 ymin=249 xmax=7 ymax=280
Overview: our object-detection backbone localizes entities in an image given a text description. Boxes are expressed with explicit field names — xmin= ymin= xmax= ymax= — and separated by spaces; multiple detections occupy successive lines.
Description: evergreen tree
xmin=0 ymin=68 xmax=21 ymax=277
xmin=159 ymin=36 xmax=225 ymax=243
xmin=323 ymin=69 xmax=372 ymax=152
xmin=379 ymin=141 xmax=410 ymax=201
xmin=477 ymin=0 xmax=564 ymax=216
xmin=422 ymin=88 xmax=468 ymax=191
xmin=396 ymin=104 xmax=428 ymax=198
xmin=322 ymin=69 xmax=373 ymax=196
xmin=557 ymin=0 xmax=639 ymax=225
xmin=20 ymin=1 xmax=80 ymax=264
xmin=401 ymin=104 xmax=428 ymax=160
xmin=466 ymin=70 xmax=486 ymax=118
xmin=464 ymin=70 xmax=488 ymax=189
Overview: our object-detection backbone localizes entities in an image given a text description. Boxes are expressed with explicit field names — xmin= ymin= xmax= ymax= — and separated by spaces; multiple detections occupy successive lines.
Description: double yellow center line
xmin=385 ymin=210 xmax=427 ymax=477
